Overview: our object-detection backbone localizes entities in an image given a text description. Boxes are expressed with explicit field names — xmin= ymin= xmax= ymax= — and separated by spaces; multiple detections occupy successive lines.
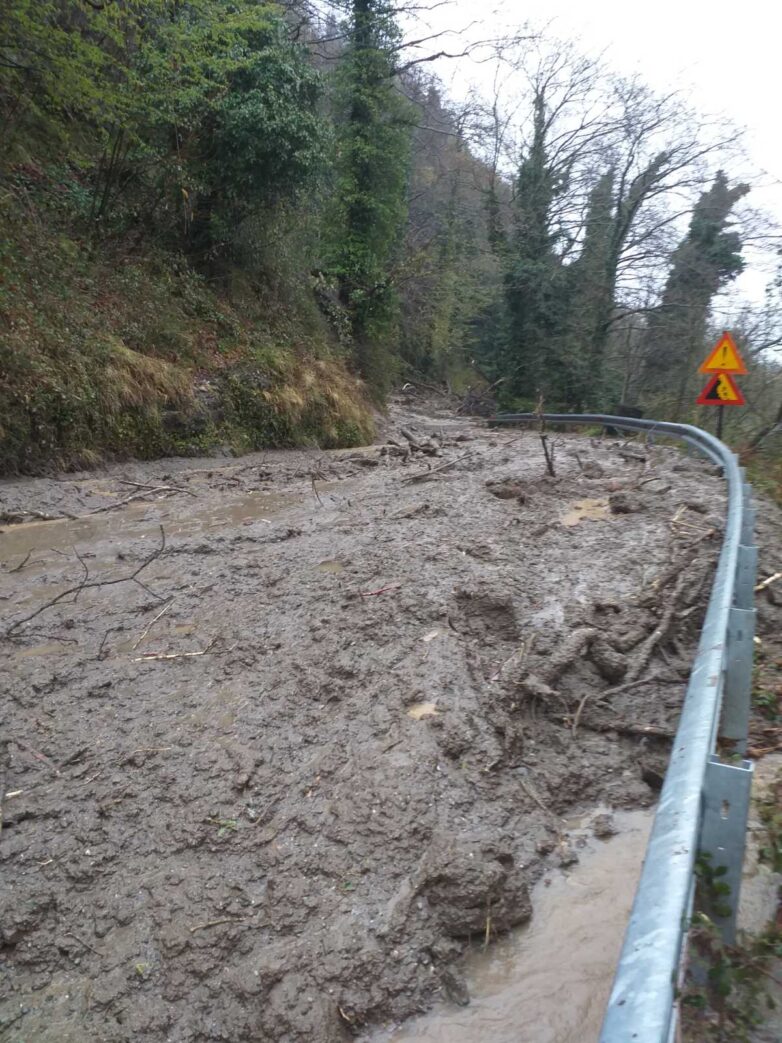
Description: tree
xmin=502 ymin=92 xmax=567 ymax=402
xmin=640 ymin=171 xmax=749 ymax=417
xmin=326 ymin=0 xmax=415 ymax=390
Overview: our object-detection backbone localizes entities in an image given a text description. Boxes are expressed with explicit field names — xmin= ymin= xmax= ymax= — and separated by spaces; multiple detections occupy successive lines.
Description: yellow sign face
xmin=699 ymin=332 xmax=747 ymax=374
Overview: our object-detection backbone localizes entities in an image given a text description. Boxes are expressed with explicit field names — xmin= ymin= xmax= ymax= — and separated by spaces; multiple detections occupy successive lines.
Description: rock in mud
xmin=440 ymin=967 xmax=471 ymax=1006
xmin=485 ymin=479 xmax=526 ymax=503
xmin=592 ymin=813 xmax=618 ymax=838
xmin=588 ymin=638 xmax=628 ymax=683
xmin=581 ymin=460 xmax=605 ymax=479
xmin=608 ymin=491 xmax=645 ymax=514
xmin=419 ymin=843 xmax=531 ymax=938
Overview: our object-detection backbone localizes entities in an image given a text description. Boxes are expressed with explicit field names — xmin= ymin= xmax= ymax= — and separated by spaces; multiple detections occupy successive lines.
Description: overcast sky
xmin=417 ymin=0 xmax=781 ymax=306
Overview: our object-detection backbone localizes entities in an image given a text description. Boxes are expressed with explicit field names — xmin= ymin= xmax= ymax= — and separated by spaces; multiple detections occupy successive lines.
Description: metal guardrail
xmin=490 ymin=414 xmax=757 ymax=1043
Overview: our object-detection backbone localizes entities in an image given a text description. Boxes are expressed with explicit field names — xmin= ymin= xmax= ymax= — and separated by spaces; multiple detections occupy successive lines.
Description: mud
xmin=0 ymin=402 xmax=776 ymax=1042
xmin=369 ymin=807 xmax=654 ymax=1043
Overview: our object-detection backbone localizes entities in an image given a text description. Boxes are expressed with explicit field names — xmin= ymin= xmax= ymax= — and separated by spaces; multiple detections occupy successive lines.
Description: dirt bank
xmin=0 ymin=402 xmax=774 ymax=1042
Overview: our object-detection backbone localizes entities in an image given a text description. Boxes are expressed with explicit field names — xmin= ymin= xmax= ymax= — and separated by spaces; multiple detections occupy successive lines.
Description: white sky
xmin=419 ymin=0 xmax=781 ymax=305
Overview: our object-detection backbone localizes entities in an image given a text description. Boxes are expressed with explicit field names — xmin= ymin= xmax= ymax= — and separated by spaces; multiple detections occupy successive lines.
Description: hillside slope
xmin=0 ymin=173 xmax=374 ymax=475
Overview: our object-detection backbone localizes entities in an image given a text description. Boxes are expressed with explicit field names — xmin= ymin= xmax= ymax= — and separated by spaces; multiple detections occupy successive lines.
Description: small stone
xmin=440 ymin=967 xmax=470 ymax=1007
xmin=557 ymin=842 xmax=579 ymax=867
xmin=608 ymin=491 xmax=644 ymax=514
xmin=485 ymin=480 xmax=526 ymax=504
xmin=592 ymin=813 xmax=618 ymax=838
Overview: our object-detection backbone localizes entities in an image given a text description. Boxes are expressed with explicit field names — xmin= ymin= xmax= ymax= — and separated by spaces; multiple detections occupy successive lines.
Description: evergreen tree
xmin=564 ymin=170 xmax=616 ymax=408
xmin=640 ymin=171 xmax=749 ymax=416
xmin=502 ymin=96 xmax=566 ymax=404
xmin=327 ymin=0 xmax=415 ymax=391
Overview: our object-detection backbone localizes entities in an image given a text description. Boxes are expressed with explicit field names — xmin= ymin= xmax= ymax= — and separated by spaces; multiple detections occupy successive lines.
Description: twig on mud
xmin=402 ymin=449 xmax=479 ymax=484
xmin=118 ymin=479 xmax=195 ymax=497
xmin=84 ymin=488 xmax=181 ymax=515
xmin=755 ymin=571 xmax=782 ymax=592
xmin=491 ymin=636 xmax=535 ymax=683
xmin=65 ymin=931 xmax=104 ymax=957
xmin=534 ymin=392 xmax=556 ymax=478
xmin=72 ymin=545 xmax=90 ymax=601
xmin=12 ymin=739 xmax=60 ymax=776
xmin=132 ymin=637 xmax=236 ymax=662
xmin=131 ymin=598 xmax=174 ymax=650
xmin=7 ymin=550 xmax=43 ymax=574
xmin=359 ymin=583 xmax=402 ymax=598
xmin=0 ymin=745 xmax=7 ymax=840
xmin=189 ymin=916 xmax=252 ymax=934
xmin=571 ymin=674 xmax=681 ymax=738
xmin=311 ymin=476 xmax=324 ymax=506
xmin=555 ymin=713 xmax=673 ymax=739
xmin=626 ymin=571 xmax=689 ymax=682
xmin=1 ymin=508 xmax=78 ymax=523
xmin=518 ymin=776 xmax=553 ymax=817
xmin=6 ymin=526 xmax=167 ymax=635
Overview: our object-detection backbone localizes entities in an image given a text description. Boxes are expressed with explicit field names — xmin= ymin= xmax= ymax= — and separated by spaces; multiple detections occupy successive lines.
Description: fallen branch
xmin=85 ymin=488 xmax=180 ymax=515
xmin=132 ymin=637 xmax=235 ymax=662
xmin=626 ymin=571 xmax=689 ymax=682
xmin=571 ymin=674 xmax=681 ymax=737
xmin=539 ymin=434 xmax=556 ymax=477
xmin=6 ymin=526 xmax=167 ymax=634
xmin=402 ymin=449 xmax=479 ymax=484
xmin=554 ymin=712 xmax=673 ymax=739
xmin=118 ymin=479 xmax=195 ymax=497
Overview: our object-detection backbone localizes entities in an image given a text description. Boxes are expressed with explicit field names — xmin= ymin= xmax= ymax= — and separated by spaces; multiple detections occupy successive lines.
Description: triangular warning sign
xmin=696 ymin=372 xmax=746 ymax=407
xmin=699 ymin=331 xmax=747 ymax=374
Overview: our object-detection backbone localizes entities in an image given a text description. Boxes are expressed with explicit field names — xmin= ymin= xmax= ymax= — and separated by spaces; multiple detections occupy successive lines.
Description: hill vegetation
xmin=1 ymin=2 xmax=780 ymax=474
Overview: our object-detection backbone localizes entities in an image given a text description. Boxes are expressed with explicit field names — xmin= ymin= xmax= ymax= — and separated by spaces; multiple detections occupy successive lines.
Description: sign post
xmin=696 ymin=331 xmax=747 ymax=439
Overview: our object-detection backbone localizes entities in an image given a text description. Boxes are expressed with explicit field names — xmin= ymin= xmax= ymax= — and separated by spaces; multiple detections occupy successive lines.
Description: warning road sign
xmin=696 ymin=372 xmax=746 ymax=407
xmin=699 ymin=331 xmax=747 ymax=374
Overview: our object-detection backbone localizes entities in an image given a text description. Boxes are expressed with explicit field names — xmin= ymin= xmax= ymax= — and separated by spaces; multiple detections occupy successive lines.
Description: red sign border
xmin=696 ymin=372 xmax=746 ymax=407
xmin=699 ymin=331 xmax=748 ymax=375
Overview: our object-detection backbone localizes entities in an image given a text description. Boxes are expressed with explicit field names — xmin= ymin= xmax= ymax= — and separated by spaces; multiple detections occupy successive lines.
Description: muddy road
xmin=1 ymin=400 xmax=778 ymax=1042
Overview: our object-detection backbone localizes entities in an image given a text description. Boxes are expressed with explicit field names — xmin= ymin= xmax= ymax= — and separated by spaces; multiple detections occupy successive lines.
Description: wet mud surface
xmin=1 ymin=401 xmax=778 ymax=1042
xmin=370 ymin=807 xmax=654 ymax=1043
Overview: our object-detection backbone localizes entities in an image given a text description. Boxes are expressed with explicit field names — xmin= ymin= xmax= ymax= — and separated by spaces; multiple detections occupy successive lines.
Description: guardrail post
xmin=726 ymin=492 xmax=757 ymax=755
xmin=698 ymin=756 xmax=754 ymax=944
xmin=720 ymin=607 xmax=755 ymax=756
xmin=734 ymin=544 xmax=757 ymax=609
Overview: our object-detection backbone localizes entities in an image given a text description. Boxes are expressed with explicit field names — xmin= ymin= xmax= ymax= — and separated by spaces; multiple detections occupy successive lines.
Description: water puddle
xmin=14 ymin=641 xmax=73 ymax=659
xmin=406 ymin=702 xmax=440 ymax=720
xmin=370 ymin=807 xmax=654 ymax=1043
xmin=0 ymin=482 xmax=354 ymax=563
xmin=316 ymin=559 xmax=346 ymax=574
xmin=561 ymin=498 xmax=610 ymax=527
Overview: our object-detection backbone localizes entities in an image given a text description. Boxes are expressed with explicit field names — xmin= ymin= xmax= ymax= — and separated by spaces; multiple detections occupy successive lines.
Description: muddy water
xmin=561 ymin=498 xmax=611 ymax=527
xmin=0 ymin=490 xmax=294 ymax=558
xmin=372 ymin=808 xmax=654 ymax=1043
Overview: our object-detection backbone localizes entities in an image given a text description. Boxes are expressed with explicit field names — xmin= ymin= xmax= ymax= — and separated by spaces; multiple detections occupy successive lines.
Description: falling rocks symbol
xmin=695 ymin=372 xmax=746 ymax=407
